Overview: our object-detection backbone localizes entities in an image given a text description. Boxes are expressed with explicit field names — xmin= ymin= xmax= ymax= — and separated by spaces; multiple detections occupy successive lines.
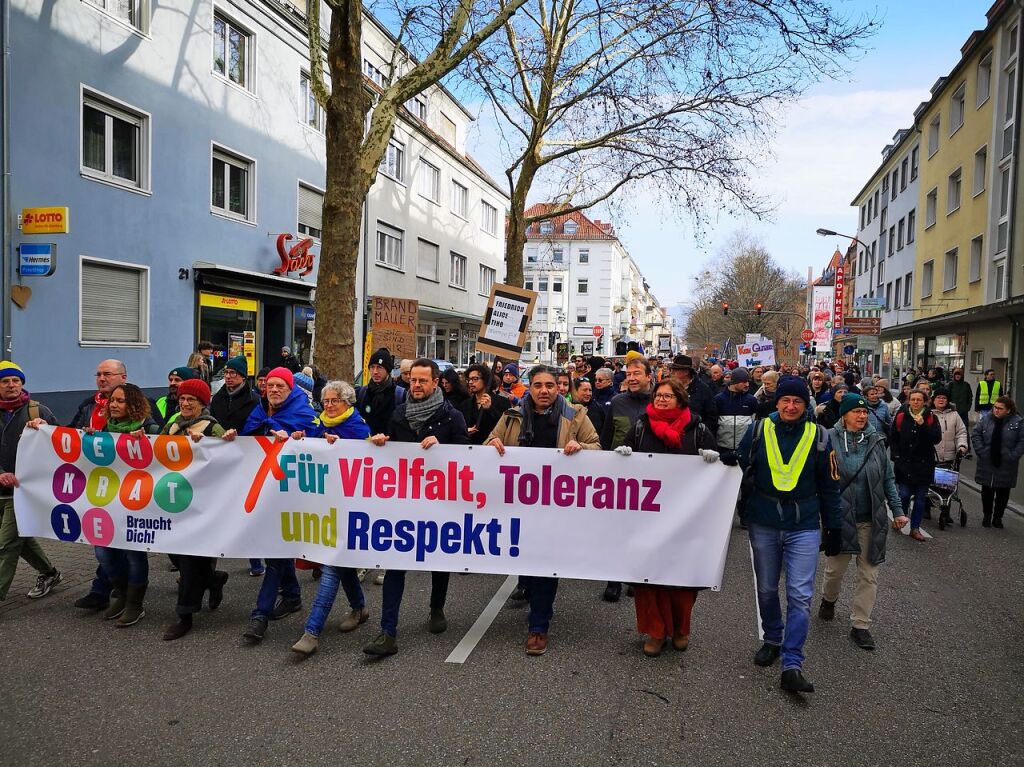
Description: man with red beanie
xmin=232 ymin=367 xmax=320 ymax=643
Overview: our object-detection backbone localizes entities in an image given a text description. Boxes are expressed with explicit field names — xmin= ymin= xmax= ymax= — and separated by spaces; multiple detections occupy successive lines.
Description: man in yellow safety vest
xmin=974 ymin=369 xmax=1001 ymax=415
xmin=738 ymin=375 xmax=843 ymax=695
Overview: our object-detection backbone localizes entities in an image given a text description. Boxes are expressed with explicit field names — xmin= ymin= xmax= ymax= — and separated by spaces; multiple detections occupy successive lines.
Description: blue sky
xmin=461 ymin=0 xmax=994 ymax=314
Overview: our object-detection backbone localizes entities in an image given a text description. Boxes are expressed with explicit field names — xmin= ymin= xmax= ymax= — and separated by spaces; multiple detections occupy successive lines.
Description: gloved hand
xmin=820 ymin=528 xmax=842 ymax=557
xmin=698 ymin=449 xmax=720 ymax=464
xmin=614 ymin=445 xmax=632 ymax=456
xmin=956 ymin=447 xmax=967 ymax=458
xmin=720 ymin=452 xmax=739 ymax=467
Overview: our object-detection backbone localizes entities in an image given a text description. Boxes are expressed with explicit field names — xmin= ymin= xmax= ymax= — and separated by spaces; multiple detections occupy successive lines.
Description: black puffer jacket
xmin=890 ymin=405 xmax=942 ymax=485
xmin=388 ymin=398 xmax=470 ymax=445
xmin=210 ymin=383 xmax=260 ymax=432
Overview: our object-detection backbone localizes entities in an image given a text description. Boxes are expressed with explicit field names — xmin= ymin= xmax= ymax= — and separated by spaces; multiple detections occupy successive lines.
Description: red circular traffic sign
xmin=801 ymin=329 xmax=814 ymax=342
xmin=593 ymin=325 xmax=603 ymax=337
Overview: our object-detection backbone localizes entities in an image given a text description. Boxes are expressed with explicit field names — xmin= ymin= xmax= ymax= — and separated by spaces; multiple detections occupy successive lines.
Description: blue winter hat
xmin=502 ymin=363 xmax=520 ymax=379
xmin=775 ymin=376 xmax=810 ymax=406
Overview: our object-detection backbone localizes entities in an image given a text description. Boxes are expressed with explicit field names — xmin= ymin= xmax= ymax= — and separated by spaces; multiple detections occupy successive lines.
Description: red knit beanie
xmin=176 ymin=378 xmax=212 ymax=406
xmin=266 ymin=367 xmax=294 ymax=389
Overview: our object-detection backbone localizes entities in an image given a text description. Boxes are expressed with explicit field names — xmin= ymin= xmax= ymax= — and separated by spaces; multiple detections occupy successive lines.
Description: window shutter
xmin=298 ymin=185 xmax=323 ymax=233
xmin=81 ymin=260 xmax=145 ymax=343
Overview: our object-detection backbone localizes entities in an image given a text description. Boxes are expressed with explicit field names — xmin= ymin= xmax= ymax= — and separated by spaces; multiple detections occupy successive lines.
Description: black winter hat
xmin=368 ymin=348 xmax=394 ymax=371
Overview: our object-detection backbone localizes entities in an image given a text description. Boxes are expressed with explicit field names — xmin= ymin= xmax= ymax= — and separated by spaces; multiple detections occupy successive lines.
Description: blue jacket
xmin=713 ymin=388 xmax=759 ymax=453
xmin=310 ymin=408 xmax=371 ymax=440
xmin=738 ymin=411 xmax=843 ymax=531
xmin=242 ymin=386 xmax=321 ymax=436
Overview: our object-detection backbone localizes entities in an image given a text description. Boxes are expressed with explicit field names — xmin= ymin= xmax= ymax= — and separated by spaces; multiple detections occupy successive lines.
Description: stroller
xmin=929 ymin=455 xmax=966 ymax=529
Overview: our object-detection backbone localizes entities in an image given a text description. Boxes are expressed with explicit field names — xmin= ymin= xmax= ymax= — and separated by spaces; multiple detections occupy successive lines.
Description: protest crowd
xmin=0 ymin=346 xmax=1019 ymax=695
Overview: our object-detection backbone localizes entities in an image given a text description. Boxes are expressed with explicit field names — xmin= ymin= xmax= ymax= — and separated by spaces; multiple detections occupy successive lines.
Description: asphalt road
xmin=1 ymin=483 xmax=1021 ymax=767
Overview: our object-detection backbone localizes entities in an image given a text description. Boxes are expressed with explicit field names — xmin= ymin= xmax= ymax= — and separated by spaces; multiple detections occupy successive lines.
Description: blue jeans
xmin=249 ymin=558 xmax=264 ymax=572
xmin=304 ymin=566 xmax=365 ymax=636
xmin=251 ymin=558 xmax=301 ymax=620
xmin=526 ymin=576 xmax=559 ymax=634
xmin=380 ymin=570 xmax=450 ymax=637
xmin=90 ymin=562 xmax=112 ymax=597
xmin=899 ymin=483 xmax=929 ymax=530
xmin=748 ymin=523 xmax=820 ymax=671
xmin=94 ymin=546 xmax=149 ymax=586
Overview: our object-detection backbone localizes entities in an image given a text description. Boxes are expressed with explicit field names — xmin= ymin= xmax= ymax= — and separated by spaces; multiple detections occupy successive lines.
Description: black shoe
xmin=270 ymin=598 xmax=302 ymax=620
xmin=625 ymin=585 xmax=634 ymax=598
xmin=602 ymin=582 xmax=621 ymax=602
xmin=74 ymin=592 xmax=109 ymax=610
xmin=243 ymin=617 xmax=268 ymax=641
xmin=208 ymin=571 xmax=229 ymax=610
xmin=780 ymin=669 xmax=815 ymax=693
xmin=162 ymin=618 xmax=192 ymax=641
xmin=428 ymin=608 xmax=448 ymax=634
xmin=850 ymin=628 xmax=875 ymax=650
xmin=509 ymin=587 xmax=529 ymax=602
xmin=993 ymin=517 xmax=1004 ymax=529
xmin=363 ymin=632 xmax=398 ymax=656
xmin=818 ymin=598 xmax=836 ymax=621
xmin=754 ymin=642 xmax=781 ymax=667
xmin=982 ymin=514 xmax=992 ymax=528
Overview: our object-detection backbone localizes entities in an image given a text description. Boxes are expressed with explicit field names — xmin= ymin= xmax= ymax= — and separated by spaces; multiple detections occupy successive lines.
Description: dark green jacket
xmin=599 ymin=389 xmax=650 ymax=450
xmin=947 ymin=378 xmax=973 ymax=414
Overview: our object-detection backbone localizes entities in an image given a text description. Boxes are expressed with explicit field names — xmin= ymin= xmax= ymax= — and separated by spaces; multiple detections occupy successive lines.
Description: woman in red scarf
xmin=621 ymin=377 xmax=719 ymax=656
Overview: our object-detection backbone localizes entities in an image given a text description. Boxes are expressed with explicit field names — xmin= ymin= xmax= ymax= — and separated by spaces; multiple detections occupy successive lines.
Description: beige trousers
xmin=822 ymin=522 xmax=880 ymax=630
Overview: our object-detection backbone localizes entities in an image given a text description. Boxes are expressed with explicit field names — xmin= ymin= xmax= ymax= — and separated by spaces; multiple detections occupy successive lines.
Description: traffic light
xmin=548 ymin=331 xmax=556 ymax=347
xmin=722 ymin=302 xmax=729 ymax=316
xmin=754 ymin=302 xmax=763 ymax=317
xmin=596 ymin=336 xmax=603 ymax=352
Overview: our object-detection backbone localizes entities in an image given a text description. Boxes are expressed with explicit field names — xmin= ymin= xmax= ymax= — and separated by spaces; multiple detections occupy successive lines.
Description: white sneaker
xmin=28 ymin=570 xmax=62 ymax=599
xmin=357 ymin=569 xmax=368 ymax=582
xmin=374 ymin=570 xmax=386 ymax=585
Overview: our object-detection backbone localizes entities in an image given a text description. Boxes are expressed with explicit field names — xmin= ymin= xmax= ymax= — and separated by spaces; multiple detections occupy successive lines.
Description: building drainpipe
xmin=2 ymin=0 xmax=12 ymax=358
xmin=1005 ymin=9 xmax=1023 ymax=396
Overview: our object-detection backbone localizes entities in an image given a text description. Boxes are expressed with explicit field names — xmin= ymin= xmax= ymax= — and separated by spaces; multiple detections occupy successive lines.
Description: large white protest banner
xmin=15 ymin=427 xmax=741 ymax=588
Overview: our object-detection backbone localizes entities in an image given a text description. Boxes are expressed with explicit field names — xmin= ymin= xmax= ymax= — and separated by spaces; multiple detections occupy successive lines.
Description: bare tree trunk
xmin=504 ymin=156 xmax=539 ymax=288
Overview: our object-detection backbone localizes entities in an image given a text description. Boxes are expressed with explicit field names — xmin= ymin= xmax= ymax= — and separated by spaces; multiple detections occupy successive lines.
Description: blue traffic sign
xmin=843 ymin=345 xmax=855 ymax=355
xmin=18 ymin=243 xmax=56 ymax=276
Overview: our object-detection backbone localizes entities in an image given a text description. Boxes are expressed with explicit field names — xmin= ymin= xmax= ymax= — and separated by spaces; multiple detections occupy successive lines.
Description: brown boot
xmin=115 ymin=583 xmax=147 ymax=627
xmin=103 ymin=579 xmax=128 ymax=620
xmin=672 ymin=633 xmax=689 ymax=652
xmin=643 ymin=636 xmax=666 ymax=657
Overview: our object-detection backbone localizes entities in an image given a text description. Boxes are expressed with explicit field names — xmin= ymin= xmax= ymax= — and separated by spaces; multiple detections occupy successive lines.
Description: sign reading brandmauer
xmin=477 ymin=283 xmax=538 ymax=359
xmin=371 ymin=296 xmax=418 ymax=360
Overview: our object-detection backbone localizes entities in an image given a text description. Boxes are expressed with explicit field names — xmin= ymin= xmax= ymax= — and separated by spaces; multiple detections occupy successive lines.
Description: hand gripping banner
xmin=14 ymin=427 xmax=741 ymax=588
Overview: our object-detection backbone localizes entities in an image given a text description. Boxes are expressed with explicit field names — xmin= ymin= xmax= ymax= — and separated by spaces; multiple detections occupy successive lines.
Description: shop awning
xmin=418 ymin=304 xmax=483 ymax=323
xmin=192 ymin=261 xmax=316 ymax=302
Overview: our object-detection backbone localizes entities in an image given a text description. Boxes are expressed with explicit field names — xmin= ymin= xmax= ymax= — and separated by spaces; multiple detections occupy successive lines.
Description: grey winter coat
xmin=829 ymin=422 xmax=903 ymax=565
xmin=932 ymin=406 xmax=968 ymax=463
xmin=971 ymin=412 xmax=1024 ymax=488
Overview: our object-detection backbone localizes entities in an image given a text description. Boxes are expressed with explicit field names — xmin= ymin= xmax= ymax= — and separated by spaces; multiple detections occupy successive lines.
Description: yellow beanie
xmin=0 ymin=361 xmax=25 ymax=382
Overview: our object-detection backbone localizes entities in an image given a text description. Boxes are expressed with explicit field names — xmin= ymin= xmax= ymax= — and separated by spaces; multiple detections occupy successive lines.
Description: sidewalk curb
xmin=957 ymin=476 xmax=1024 ymax=519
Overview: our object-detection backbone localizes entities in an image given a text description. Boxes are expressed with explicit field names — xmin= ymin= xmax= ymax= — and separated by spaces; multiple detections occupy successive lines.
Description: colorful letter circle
xmin=50 ymin=504 xmax=81 ymax=542
xmin=154 ymin=472 xmax=192 ymax=513
xmin=82 ymin=507 xmax=114 ymax=546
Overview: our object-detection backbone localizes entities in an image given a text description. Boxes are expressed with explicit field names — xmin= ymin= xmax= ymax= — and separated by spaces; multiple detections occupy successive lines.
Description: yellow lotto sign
xmin=21 ymin=207 xmax=69 ymax=234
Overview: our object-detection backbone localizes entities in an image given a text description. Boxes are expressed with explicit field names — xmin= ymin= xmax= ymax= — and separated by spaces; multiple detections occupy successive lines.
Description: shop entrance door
xmin=263 ymin=304 xmax=287 ymax=369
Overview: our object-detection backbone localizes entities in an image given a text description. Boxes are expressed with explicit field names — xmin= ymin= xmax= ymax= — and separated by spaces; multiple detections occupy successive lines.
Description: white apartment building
xmin=520 ymin=205 xmax=663 ymax=361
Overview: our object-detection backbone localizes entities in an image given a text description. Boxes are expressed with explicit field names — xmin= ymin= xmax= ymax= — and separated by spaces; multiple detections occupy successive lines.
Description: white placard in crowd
xmin=15 ymin=427 xmax=741 ymax=588
xmin=736 ymin=340 xmax=776 ymax=367
xmin=476 ymin=283 xmax=538 ymax=359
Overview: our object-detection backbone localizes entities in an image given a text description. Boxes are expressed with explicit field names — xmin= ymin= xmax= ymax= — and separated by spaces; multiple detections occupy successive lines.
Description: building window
xmin=922 ymin=260 xmax=934 ymax=298
xmin=576 ymin=309 xmax=587 ymax=322
xmin=860 ymin=205 xmax=866 ymax=230
xmin=879 ymin=207 xmax=887 ymax=232
xmin=80 ymin=257 xmax=149 ymax=344
xmin=297 ymin=184 xmax=323 ymax=239
xmin=579 ymin=249 xmax=589 ymax=263
xmin=866 ymin=197 xmax=872 ymax=223
xmin=376 ymin=222 xmax=403 ymax=269
xmin=526 ymin=248 xmax=538 ymax=263
xmin=417 ymin=238 xmax=439 ymax=281
xmin=537 ymin=307 xmax=548 ymax=317
xmin=552 ymin=249 xmax=564 ymax=263
xmin=524 ymin=280 xmax=533 ymax=291
xmin=449 ymin=251 xmax=467 ymax=288
xmin=895 ymin=277 xmax=902 ymax=305
xmin=213 ymin=11 xmax=253 ymax=90
xmin=479 ymin=265 xmax=495 ymax=295
xmin=891 ymin=169 xmax=898 ymax=200
xmin=408 ymin=97 xmax=426 ymax=121
xmin=947 ymin=167 xmax=962 ymax=213
xmin=950 ymin=82 xmax=966 ymax=134
xmin=995 ymin=261 xmax=1006 ymax=300
xmin=978 ymin=51 xmax=993 ymax=107
xmin=907 ymin=209 xmax=916 ymax=243
xmin=564 ymin=220 xmax=578 ymax=235
xmin=211 ymin=145 xmax=254 ymax=222
xmin=451 ymin=181 xmax=467 ymax=217
xmin=886 ymin=281 xmax=893 ymax=312
xmin=882 ymin=174 xmax=889 ymax=196
xmin=972 ymin=350 xmax=984 ymax=372
xmin=379 ymin=140 xmax=404 ymax=182
xmin=928 ymin=115 xmax=940 ymax=157
xmin=539 ymin=221 xmax=554 ymax=235
xmin=874 ymin=189 xmax=879 ymax=214
xmin=440 ymin=113 xmax=457 ymax=144
xmin=877 ymin=258 xmax=884 ymax=287
xmin=970 ymin=235 xmax=983 ymax=283
xmin=364 ymin=59 xmax=385 ymax=87
xmin=904 ymin=274 xmax=912 ymax=306
xmin=538 ymin=278 xmax=548 ymax=292
xmin=481 ymin=201 xmax=497 ymax=235
xmin=973 ymin=146 xmax=987 ymax=196
xmin=418 ymin=159 xmax=440 ymax=202
xmin=897 ymin=218 xmax=905 ymax=250
xmin=81 ymin=90 xmax=149 ymax=191
xmin=911 ymin=145 xmax=920 ymax=180
xmin=299 ymin=72 xmax=323 ymax=131
xmin=900 ymin=158 xmax=908 ymax=191
xmin=943 ymin=248 xmax=958 ymax=291
xmin=552 ymin=279 xmax=562 ymax=292
xmin=997 ymin=165 xmax=1010 ymax=252
xmin=86 ymin=0 xmax=147 ymax=33
xmin=1002 ymin=66 xmax=1016 ymax=159
xmin=888 ymin=226 xmax=895 ymax=256
xmin=578 ymin=278 xmax=588 ymax=294
xmin=925 ymin=188 xmax=937 ymax=227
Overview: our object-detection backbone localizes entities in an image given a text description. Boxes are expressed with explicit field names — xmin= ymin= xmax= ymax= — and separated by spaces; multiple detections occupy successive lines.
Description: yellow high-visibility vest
xmin=978 ymin=380 xmax=1001 ymax=406
xmin=763 ymin=420 xmax=816 ymax=493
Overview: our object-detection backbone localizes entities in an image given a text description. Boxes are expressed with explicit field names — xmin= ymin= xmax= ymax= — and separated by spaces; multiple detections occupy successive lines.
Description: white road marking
xmin=748 ymin=542 xmax=764 ymax=641
xmin=445 ymin=575 xmax=518 ymax=664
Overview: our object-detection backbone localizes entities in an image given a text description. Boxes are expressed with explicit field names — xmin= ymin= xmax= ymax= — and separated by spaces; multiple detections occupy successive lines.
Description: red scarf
xmin=645 ymin=404 xmax=691 ymax=449
xmin=90 ymin=392 xmax=109 ymax=430
xmin=0 ymin=391 xmax=29 ymax=412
